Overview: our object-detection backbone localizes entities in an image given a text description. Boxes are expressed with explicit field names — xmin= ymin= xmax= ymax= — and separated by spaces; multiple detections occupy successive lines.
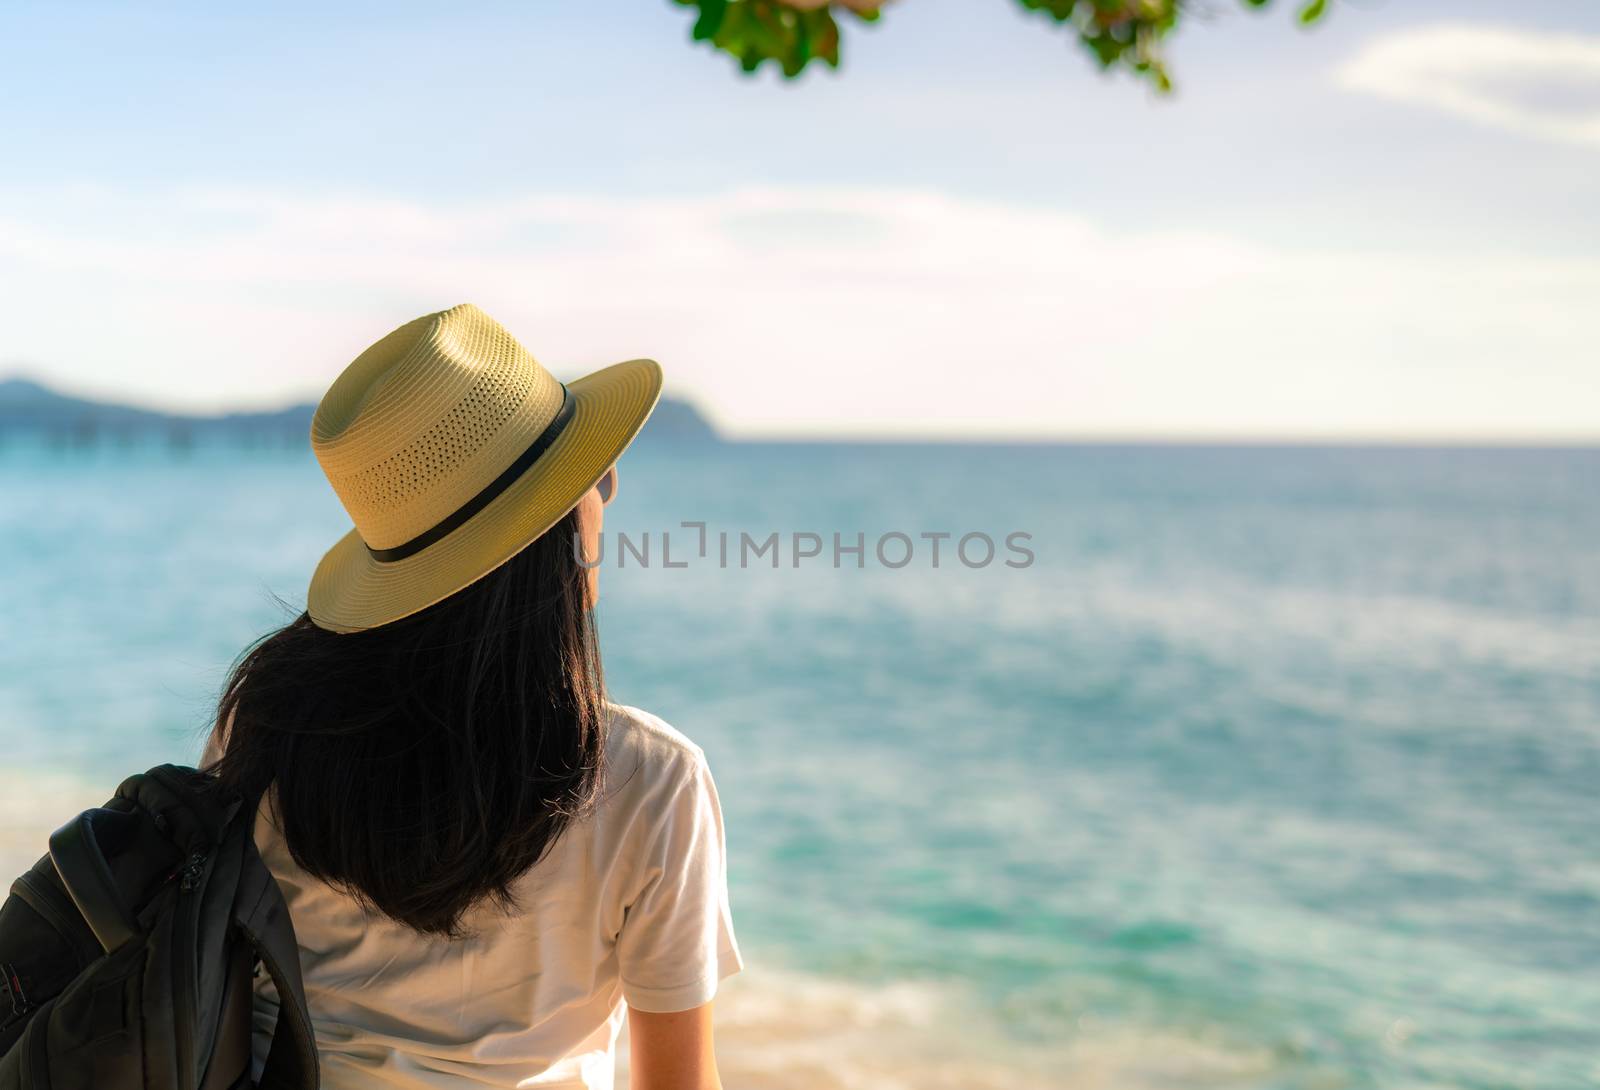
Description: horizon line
xmin=6 ymin=371 xmax=1597 ymax=451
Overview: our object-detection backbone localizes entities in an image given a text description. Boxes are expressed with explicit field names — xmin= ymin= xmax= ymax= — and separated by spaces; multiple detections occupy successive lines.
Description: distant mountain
xmin=1 ymin=377 xmax=189 ymax=429
xmin=636 ymin=395 xmax=719 ymax=444
xmin=0 ymin=376 xmax=719 ymax=446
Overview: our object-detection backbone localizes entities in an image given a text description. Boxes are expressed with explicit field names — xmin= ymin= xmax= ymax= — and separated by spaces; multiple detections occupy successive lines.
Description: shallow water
xmin=3 ymin=438 xmax=1598 ymax=1088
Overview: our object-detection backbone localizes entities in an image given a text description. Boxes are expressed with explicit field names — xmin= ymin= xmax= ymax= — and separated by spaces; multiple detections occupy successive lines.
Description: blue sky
xmin=2 ymin=0 xmax=1597 ymax=438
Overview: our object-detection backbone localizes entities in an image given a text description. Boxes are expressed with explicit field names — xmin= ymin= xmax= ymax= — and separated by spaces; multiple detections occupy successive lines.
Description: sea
xmin=2 ymin=436 xmax=1597 ymax=1090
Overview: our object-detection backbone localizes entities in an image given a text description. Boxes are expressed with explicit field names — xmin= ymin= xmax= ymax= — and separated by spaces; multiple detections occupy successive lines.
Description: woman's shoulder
xmin=600 ymin=702 xmax=711 ymax=803
xmin=604 ymin=702 xmax=705 ymax=762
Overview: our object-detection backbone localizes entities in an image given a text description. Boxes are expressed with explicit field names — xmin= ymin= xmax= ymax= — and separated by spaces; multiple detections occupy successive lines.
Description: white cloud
xmin=0 ymin=184 xmax=1597 ymax=439
xmin=1338 ymin=24 xmax=1600 ymax=147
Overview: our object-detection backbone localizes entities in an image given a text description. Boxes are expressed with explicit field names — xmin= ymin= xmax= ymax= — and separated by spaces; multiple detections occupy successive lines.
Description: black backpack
xmin=0 ymin=765 xmax=319 ymax=1090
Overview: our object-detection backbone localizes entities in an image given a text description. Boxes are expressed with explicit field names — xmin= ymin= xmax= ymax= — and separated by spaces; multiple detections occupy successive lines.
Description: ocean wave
xmin=619 ymin=964 xmax=1284 ymax=1090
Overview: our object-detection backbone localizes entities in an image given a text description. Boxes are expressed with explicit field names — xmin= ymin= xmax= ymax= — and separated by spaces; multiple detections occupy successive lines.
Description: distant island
xmin=0 ymin=376 xmax=719 ymax=448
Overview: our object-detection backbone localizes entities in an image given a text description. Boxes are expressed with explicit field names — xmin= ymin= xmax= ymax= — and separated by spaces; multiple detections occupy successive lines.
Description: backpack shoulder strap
xmin=46 ymin=812 xmax=141 ymax=955
xmin=231 ymin=828 xmax=320 ymax=1090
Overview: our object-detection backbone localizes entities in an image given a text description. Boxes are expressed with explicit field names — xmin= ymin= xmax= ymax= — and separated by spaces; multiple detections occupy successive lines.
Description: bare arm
xmin=626 ymin=1001 xmax=722 ymax=1090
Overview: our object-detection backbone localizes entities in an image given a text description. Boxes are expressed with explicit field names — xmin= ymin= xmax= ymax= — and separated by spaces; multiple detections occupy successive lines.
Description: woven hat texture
xmin=305 ymin=303 xmax=661 ymax=632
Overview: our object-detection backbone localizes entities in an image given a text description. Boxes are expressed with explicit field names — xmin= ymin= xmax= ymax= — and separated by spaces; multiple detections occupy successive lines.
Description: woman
xmin=203 ymin=303 xmax=743 ymax=1090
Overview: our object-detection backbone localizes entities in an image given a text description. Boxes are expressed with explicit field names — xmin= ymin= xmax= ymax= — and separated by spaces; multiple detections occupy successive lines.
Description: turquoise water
xmin=3 ymin=439 xmax=1598 ymax=1088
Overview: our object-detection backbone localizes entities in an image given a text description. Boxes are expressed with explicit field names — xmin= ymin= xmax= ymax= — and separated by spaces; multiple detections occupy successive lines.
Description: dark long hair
xmin=206 ymin=507 xmax=606 ymax=938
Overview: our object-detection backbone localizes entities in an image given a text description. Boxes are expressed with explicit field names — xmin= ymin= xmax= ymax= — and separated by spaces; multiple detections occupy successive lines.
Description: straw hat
xmin=305 ymin=303 xmax=662 ymax=633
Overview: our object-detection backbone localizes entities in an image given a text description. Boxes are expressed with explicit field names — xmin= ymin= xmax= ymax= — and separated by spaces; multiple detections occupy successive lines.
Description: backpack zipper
xmin=0 ymin=962 xmax=30 ymax=1032
xmin=178 ymin=853 xmax=206 ymax=892
xmin=173 ymin=850 xmax=208 ymax=1090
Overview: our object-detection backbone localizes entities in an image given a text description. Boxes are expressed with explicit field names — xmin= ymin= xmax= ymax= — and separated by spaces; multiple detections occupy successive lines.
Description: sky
xmin=1 ymin=0 xmax=1596 ymax=440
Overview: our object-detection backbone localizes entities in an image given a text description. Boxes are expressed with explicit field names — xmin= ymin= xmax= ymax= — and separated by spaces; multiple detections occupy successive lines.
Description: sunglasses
xmin=595 ymin=465 xmax=618 ymax=506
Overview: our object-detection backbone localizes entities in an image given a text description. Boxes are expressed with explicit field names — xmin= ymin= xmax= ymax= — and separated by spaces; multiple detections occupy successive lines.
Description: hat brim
xmin=306 ymin=357 xmax=663 ymax=633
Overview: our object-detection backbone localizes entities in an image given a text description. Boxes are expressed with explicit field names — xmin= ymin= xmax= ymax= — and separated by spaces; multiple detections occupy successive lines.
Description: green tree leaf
xmin=688 ymin=0 xmax=727 ymax=39
xmin=670 ymin=0 xmax=1333 ymax=90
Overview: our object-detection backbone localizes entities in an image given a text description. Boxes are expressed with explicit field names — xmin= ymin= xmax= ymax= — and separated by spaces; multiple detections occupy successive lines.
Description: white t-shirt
xmin=242 ymin=703 xmax=744 ymax=1090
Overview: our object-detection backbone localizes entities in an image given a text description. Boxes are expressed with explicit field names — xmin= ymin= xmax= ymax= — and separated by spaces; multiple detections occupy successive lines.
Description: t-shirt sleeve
xmin=616 ymin=751 xmax=745 ymax=1013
